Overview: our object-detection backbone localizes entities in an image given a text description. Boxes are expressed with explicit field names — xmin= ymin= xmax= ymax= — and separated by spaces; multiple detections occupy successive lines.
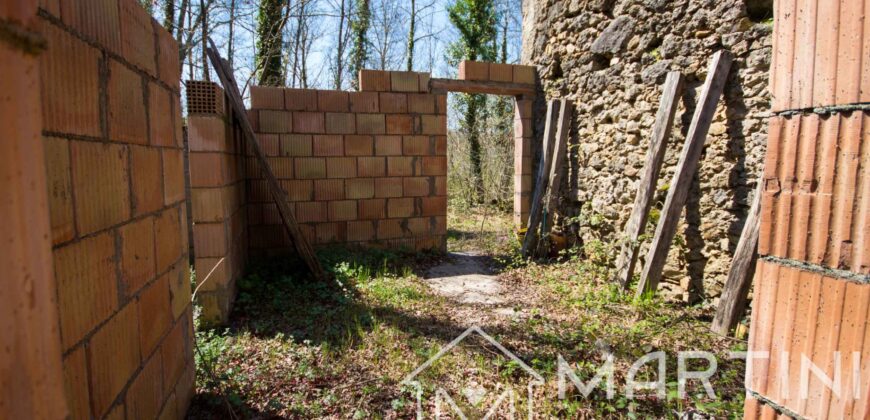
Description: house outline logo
xmin=400 ymin=325 xmax=545 ymax=419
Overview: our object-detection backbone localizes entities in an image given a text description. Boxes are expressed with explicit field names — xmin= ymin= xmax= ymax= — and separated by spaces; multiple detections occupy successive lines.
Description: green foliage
xmin=348 ymin=0 xmax=371 ymax=90
xmin=256 ymin=0 xmax=284 ymax=86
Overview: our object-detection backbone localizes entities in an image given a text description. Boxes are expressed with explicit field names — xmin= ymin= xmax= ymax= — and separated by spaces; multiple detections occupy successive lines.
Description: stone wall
xmin=522 ymin=0 xmax=773 ymax=301
xmin=37 ymin=0 xmax=194 ymax=418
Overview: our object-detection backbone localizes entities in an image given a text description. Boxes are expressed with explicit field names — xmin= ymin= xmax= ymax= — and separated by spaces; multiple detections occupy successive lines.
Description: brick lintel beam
xmin=429 ymin=78 xmax=536 ymax=97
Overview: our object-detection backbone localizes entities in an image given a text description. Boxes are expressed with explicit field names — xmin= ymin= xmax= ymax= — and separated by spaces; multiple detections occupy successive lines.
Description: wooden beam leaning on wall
xmin=538 ymin=99 xmax=573 ymax=256
xmin=205 ymin=38 xmax=327 ymax=283
xmin=613 ymin=72 xmax=684 ymax=288
xmin=635 ymin=50 xmax=733 ymax=299
xmin=522 ymin=99 xmax=566 ymax=257
xmin=711 ymin=180 xmax=762 ymax=335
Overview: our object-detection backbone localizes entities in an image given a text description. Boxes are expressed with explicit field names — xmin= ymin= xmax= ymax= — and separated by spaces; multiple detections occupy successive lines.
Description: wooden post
xmin=205 ymin=39 xmax=327 ymax=282
xmin=539 ymin=99 xmax=572 ymax=253
xmin=635 ymin=51 xmax=733 ymax=298
xmin=711 ymin=181 xmax=762 ymax=334
xmin=521 ymin=100 xmax=559 ymax=257
xmin=613 ymin=72 xmax=684 ymax=288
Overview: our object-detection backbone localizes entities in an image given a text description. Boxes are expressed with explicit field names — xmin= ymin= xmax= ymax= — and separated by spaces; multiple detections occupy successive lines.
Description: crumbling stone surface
xmin=522 ymin=0 xmax=772 ymax=302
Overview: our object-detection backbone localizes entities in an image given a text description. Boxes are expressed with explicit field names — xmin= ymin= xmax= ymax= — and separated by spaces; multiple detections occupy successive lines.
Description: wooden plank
xmin=612 ymin=72 xmax=684 ymax=288
xmin=521 ymin=99 xmax=560 ymax=257
xmin=711 ymin=181 xmax=762 ymax=335
xmin=205 ymin=39 xmax=327 ymax=282
xmin=538 ymin=99 xmax=573 ymax=254
xmin=635 ymin=51 xmax=733 ymax=298
xmin=429 ymin=78 xmax=536 ymax=97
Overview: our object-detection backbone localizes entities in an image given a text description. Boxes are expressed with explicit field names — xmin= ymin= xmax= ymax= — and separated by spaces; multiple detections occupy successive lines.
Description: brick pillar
xmin=744 ymin=1 xmax=870 ymax=418
xmin=514 ymin=98 xmax=534 ymax=227
xmin=187 ymin=81 xmax=247 ymax=326
xmin=0 ymin=2 xmax=68 ymax=418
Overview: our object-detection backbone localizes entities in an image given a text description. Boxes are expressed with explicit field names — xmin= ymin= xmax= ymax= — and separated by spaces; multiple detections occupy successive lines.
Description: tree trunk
xmin=162 ymin=0 xmax=174 ymax=31
xmin=466 ymin=94 xmax=484 ymax=201
xmin=200 ymin=0 xmax=209 ymax=81
xmin=334 ymin=0 xmax=347 ymax=90
xmin=349 ymin=0 xmax=370 ymax=89
xmin=256 ymin=0 xmax=284 ymax=86
xmin=175 ymin=0 xmax=188 ymax=61
xmin=406 ymin=0 xmax=415 ymax=71
xmin=227 ymin=0 xmax=236 ymax=69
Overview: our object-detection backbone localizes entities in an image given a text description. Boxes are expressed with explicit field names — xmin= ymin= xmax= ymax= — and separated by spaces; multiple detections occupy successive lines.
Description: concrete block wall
xmin=35 ymin=1 xmax=194 ymax=419
xmin=245 ymin=70 xmax=448 ymax=252
xmin=186 ymin=81 xmax=249 ymax=326
xmin=744 ymin=1 xmax=870 ymax=418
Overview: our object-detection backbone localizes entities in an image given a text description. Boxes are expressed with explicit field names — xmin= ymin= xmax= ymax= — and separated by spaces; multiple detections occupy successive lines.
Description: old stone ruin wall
xmin=1 ymin=0 xmax=195 ymax=418
xmin=522 ymin=0 xmax=773 ymax=302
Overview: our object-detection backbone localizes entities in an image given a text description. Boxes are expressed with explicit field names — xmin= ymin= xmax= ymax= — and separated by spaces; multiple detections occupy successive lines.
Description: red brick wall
xmin=744 ymin=0 xmax=870 ymax=417
xmin=246 ymin=70 xmax=448 ymax=252
xmin=36 ymin=1 xmax=193 ymax=419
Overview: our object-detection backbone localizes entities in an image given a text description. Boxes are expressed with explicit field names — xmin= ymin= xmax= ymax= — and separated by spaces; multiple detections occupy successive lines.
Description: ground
xmin=188 ymin=206 xmax=747 ymax=419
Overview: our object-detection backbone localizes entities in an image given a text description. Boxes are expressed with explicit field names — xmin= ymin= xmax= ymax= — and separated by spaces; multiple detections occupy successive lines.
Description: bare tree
xmin=369 ymin=0 xmax=403 ymax=70
xmin=403 ymin=0 xmax=438 ymax=72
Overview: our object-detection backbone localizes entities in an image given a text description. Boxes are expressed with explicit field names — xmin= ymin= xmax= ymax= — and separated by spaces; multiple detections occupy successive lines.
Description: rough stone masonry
xmin=521 ymin=0 xmax=773 ymax=302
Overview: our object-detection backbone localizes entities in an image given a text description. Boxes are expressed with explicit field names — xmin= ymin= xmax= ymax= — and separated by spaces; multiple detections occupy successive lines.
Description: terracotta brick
xmin=391 ymin=71 xmax=420 ymax=92
xmin=407 ymin=217 xmax=431 ymax=236
xmin=259 ymin=110 xmax=292 ymax=133
xmin=345 ymin=135 xmax=374 ymax=155
xmin=379 ymin=92 xmax=408 ymax=113
xmin=408 ymin=93 xmax=436 ymax=114
xmin=55 ymin=232 xmax=118 ymax=349
xmin=347 ymin=221 xmax=376 ymax=241
xmin=435 ymin=136 xmax=447 ymax=155
xmin=459 ymin=61 xmax=489 ymax=81
xmin=315 ymin=179 xmax=345 ymax=201
xmin=63 ymin=347 xmax=91 ymax=420
xmin=188 ymin=115 xmax=226 ymax=152
xmin=436 ymin=94 xmax=448 ymax=114
xmin=404 ymin=177 xmax=431 ymax=197
xmin=433 ymin=216 xmax=447 ymax=234
xmin=325 ymin=113 xmax=356 ymax=134
xmin=280 ymin=134 xmax=313 ymax=156
xmin=120 ymin=0 xmax=156 ymax=76
xmin=378 ymin=219 xmax=405 ymax=239
xmin=346 ymin=178 xmax=375 ymax=199
xmin=257 ymin=133 xmax=280 ymax=156
xmin=119 ymin=216 xmax=156 ymax=296
xmin=386 ymin=114 xmax=413 ymax=134
xmin=168 ymin=266 xmax=190 ymax=320
xmin=388 ymin=197 xmax=415 ymax=218
xmin=155 ymin=25 xmax=180 ymax=89
xmin=421 ymin=196 xmax=447 ymax=216
xmin=489 ymin=63 xmax=513 ymax=82
xmin=418 ymin=73 xmax=430 ymax=92
xmin=43 ymin=137 xmax=75 ymax=244
xmin=376 ymin=135 xmax=402 ymax=155
xmin=359 ymin=69 xmax=391 ymax=91
xmin=359 ymin=199 xmax=386 ymax=220
xmin=327 ymin=157 xmax=357 ymax=178
xmin=163 ymin=148 xmax=185 ymax=205
xmin=174 ymin=364 xmax=195 ymax=418
xmin=313 ymin=134 xmax=344 ymax=156
xmin=296 ymin=202 xmax=327 ymax=223
xmin=350 ymin=91 xmax=379 ymax=113
xmin=422 ymin=156 xmax=447 ymax=176
xmin=160 ymin=318 xmax=187 ymax=391
xmin=191 ymin=188 xmax=226 ymax=222
xmin=158 ymin=393 xmax=178 ymax=420
xmin=358 ymin=157 xmax=386 ymax=177
xmin=293 ymin=112 xmax=326 ymax=133
xmin=316 ymin=222 xmax=346 ymax=244
xmin=125 ymin=351 xmax=163 ymax=420
xmin=357 ymin=113 xmax=386 ymax=134
xmin=39 ymin=24 xmax=102 ymax=136
xmin=155 ymin=207 xmax=183 ymax=272
xmin=71 ymin=141 xmax=130 ymax=234
xmin=149 ymin=83 xmax=174 ymax=146
xmin=138 ymin=275 xmax=171 ymax=358
xmin=513 ymin=65 xmax=536 ymax=84
xmin=251 ymin=86 xmax=285 ymax=109
xmin=192 ymin=222 xmax=227 ymax=257
xmin=375 ymin=177 xmax=403 ymax=198
xmin=88 ymin=302 xmax=140 ymax=417
xmin=318 ymin=90 xmax=350 ymax=112
xmin=403 ymin=136 xmax=430 ymax=155
xmin=421 ymin=115 xmax=447 ymax=135
xmin=59 ymin=0 xmax=121 ymax=54
xmin=189 ymin=152 xmax=225 ymax=187
xmin=285 ymin=88 xmax=318 ymax=111
xmin=329 ymin=200 xmax=358 ymax=221
xmin=267 ymin=157 xmax=294 ymax=178
xmin=108 ymin=60 xmax=147 ymax=144
xmin=193 ymin=256 xmax=228 ymax=293
xmin=282 ymin=180 xmax=313 ymax=201
xmin=434 ymin=176 xmax=447 ymax=196
xmin=295 ymin=157 xmax=326 ymax=179
xmin=388 ymin=156 xmax=416 ymax=176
